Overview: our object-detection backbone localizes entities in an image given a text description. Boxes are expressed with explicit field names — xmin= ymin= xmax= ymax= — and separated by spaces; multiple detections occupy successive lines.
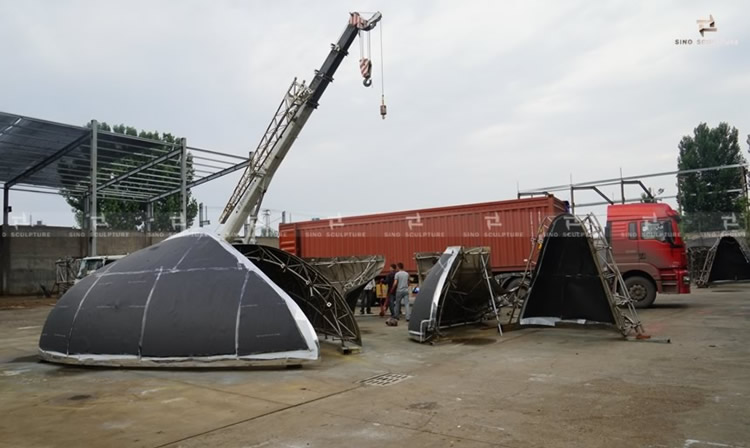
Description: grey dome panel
xmin=237 ymin=272 xmax=309 ymax=356
xmin=38 ymin=231 xmax=318 ymax=367
xmin=38 ymin=274 xmax=98 ymax=354
xmin=68 ymin=272 xmax=157 ymax=356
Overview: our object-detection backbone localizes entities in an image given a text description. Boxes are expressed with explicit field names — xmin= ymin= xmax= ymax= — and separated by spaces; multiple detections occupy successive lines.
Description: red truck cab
xmin=605 ymin=203 xmax=690 ymax=307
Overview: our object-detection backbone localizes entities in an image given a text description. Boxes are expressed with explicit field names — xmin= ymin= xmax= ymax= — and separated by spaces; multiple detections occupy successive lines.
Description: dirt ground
xmin=0 ymin=284 xmax=748 ymax=448
xmin=0 ymin=295 xmax=57 ymax=310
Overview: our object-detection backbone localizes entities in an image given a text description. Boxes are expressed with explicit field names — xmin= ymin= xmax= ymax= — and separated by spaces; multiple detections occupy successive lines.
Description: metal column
xmin=89 ymin=120 xmax=98 ymax=256
xmin=1 ymin=185 xmax=9 ymax=295
xmin=180 ymin=137 xmax=187 ymax=230
xmin=146 ymin=202 xmax=153 ymax=232
xmin=569 ymin=185 xmax=575 ymax=214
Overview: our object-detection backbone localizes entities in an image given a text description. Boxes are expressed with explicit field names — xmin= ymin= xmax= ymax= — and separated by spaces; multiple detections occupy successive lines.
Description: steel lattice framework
xmin=235 ymin=244 xmax=362 ymax=347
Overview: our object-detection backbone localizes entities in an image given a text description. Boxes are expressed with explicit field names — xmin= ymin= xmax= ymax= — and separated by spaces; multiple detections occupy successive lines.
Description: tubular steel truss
xmin=235 ymin=244 xmax=362 ymax=348
xmin=304 ymin=255 xmax=385 ymax=310
xmin=219 ymin=79 xmax=312 ymax=227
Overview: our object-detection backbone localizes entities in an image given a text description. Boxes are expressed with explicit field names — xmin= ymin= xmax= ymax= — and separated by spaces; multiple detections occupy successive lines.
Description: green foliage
xmin=676 ymin=122 xmax=747 ymax=232
xmin=640 ymin=191 xmax=657 ymax=203
xmin=61 ymin=121 xmax=198 ymax=231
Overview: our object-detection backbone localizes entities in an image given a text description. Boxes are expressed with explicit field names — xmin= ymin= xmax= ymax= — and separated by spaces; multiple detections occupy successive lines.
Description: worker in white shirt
xmin=360 ymin=278 xmax=376 ymax=314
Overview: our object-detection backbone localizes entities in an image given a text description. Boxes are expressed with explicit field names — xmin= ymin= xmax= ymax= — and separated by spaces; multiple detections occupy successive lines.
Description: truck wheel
xmin=624 ymin=276 xmax=656 ymax=308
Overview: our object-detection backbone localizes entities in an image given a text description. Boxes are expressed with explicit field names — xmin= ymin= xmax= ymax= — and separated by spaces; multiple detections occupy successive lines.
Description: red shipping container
xmin=279 ymin=196 xmax=566 ymax=274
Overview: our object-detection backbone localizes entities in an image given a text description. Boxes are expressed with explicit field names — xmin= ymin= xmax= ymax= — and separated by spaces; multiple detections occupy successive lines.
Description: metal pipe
xmin=148 ymin=159 xmax=250 ymax=202
xmin=1 ymin=185 xmax=8 ymax=295
xmin=188 ymin=146 xmax=249 ymax=160
xmin=180 ymin=137 xmax=187 ymax=230
xmin=191 ymin=155 xmax=236 ymax=165
xmin=90 ymin=120 xmax=98 ymax=257
xmin=96 ymin=148 xmax=181 ymax=192
xmin=522 ymin=163 xmax=749 ymax=194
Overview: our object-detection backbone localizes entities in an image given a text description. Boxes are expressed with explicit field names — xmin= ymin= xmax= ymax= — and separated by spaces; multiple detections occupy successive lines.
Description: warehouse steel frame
xmin=0 ymin=111 xmax=250 ymax=295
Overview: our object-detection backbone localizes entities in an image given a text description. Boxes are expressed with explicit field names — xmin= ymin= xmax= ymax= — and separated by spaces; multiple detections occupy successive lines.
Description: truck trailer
xmin=279 ymin=196 xmax=690 ymax=307
xmin=279 ymin=196 xmax=565 ymax=277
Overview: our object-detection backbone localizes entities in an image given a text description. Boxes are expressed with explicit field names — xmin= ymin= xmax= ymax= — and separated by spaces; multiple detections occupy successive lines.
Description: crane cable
xmin=358 ymin=28 xmax=373 ymax=87
xmin=379 ymin=19 xmax=387 ymax=119
xmin=356 ymin=13 xmax=386 ymax=119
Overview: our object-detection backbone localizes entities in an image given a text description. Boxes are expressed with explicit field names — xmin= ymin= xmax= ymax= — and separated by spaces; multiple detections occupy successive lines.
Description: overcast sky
xmin=1 ymin=0 xmax=748 ymax=229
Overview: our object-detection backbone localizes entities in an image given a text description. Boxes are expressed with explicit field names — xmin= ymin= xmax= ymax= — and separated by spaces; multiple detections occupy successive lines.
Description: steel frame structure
xmin=0 ymin=111 xmax=250 ymax=295
xmin=303 ymin=255 xmax=385 ymax=310
xmin=409 ymin=247 xmax=501 ymax=343
xmin=235 ymin=244 xmax=362 ymax=348
xmin=518 ymin=163 xmax=750 ymax=212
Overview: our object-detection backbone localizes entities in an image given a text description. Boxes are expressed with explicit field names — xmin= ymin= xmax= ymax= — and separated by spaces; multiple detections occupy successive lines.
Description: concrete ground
xmin=0 ymin=285 xmax=748 ymax=448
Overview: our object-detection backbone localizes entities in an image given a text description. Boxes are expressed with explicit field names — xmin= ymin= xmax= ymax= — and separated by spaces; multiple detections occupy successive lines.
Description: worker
xmin=387 ymin=262 xmax=409 ymax=326
xmin=361 ymin=278 xmax=376 ymax=315
xmin=384 ymin=264 xmax=397 ymax=325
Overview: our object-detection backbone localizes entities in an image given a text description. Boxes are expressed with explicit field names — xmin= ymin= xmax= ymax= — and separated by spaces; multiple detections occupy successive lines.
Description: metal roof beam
xmin=5 ymin=131 xmax=90 ymax=188
xmin=149 ymin=159 xmax=250 ymax=202
xmin=96 ymin=147 xmax=181 ymax=192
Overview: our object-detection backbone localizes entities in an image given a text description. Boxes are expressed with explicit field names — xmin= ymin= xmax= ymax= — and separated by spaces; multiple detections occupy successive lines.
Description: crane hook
xmin=363 ymin=78 xmax=372 ymax=87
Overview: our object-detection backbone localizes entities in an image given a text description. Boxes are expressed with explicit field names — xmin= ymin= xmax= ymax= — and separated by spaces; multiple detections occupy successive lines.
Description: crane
xmin=219 ymin=12 xmax=383 ymax=242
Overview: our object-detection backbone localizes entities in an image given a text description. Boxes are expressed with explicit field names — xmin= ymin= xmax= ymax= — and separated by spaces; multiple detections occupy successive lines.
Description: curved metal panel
xmin=408 ymin=247 xmax=497 ymax=342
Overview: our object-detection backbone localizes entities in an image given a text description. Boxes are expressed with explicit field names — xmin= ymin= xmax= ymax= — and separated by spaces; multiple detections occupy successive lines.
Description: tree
xmin=61 ymin=122 xmax=198 ymax=231
xmin=640 ymin=190 xmax=657 ymax=203
xmin=676 ymin=122 xmax=747 ymax=232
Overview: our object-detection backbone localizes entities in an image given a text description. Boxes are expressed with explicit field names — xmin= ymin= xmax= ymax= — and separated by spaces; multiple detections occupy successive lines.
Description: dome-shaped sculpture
xmin=38 ymin=231 xmax=319 ymax=367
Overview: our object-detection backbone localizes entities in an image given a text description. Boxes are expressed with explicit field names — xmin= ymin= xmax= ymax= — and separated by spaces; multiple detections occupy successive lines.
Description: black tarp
xmin=408 ymin=247 xmax=498 ymax=342
xmin=235 ymin=245 xmax=362 ymax=346
xmin=38 ymin=231 xmax=319 ymax=367
xmin=520 ymin=214 xmax=622 ymax=328
xmin=707 ymin=236 xmax=750 ymax=284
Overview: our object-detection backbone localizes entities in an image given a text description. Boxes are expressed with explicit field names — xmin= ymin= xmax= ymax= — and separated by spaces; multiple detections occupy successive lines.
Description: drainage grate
xmin=360 ymin=373 xmax=411 ymax=386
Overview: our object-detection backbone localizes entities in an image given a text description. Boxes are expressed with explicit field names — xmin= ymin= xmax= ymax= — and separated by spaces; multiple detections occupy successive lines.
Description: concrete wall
xmin=1 ymin=226 xmax=170 ymax=296
xmin=0 ymin=226 xmax=279 ymax=296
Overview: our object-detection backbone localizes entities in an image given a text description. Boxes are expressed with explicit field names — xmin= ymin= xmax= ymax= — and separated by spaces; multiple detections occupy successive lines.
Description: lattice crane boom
xmin=220 ymin=12 xmax=382 ymax=242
